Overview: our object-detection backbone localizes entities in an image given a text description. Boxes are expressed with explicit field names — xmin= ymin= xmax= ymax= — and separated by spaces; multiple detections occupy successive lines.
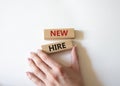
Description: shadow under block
xmin=42 ymin=40 xmax=73 ymax=53
xmin=44 ymin=28 xmax=75 ymax=40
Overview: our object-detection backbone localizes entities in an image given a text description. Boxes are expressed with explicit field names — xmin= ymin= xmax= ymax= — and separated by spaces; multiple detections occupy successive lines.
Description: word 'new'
xmin=49 ymin=42 xmax=66 ymax=51
xmin=44 ymin=28 xmax=75 ymax=39
xmin=50 ymin=30 xmax=68 ymax=36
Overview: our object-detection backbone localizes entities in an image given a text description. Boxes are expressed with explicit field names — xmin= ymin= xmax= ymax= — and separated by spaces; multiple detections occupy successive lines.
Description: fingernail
xmin=28 ymin=58 xmax=32 ymax=66
xmin=30 ymin=52 xmax=35 ymax=58
xmin=74 ymin=45 xmax=77 ymax=47
xmin=30 ymin=52 xmax=34 ymax=55
xmin=28 ymin=58 xmax=31 ymax=61
xmin=26 ymin=72 xmax=29 ymax=76
xmin=26 ymin=72 xmax=31 ymax=80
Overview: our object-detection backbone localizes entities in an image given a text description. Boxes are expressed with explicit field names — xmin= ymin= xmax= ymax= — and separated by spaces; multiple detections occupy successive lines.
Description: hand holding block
xmin=41 ymin=40 xmax=73 ymax=53
xmin=44 ymin=28 xmax=75 ymax=40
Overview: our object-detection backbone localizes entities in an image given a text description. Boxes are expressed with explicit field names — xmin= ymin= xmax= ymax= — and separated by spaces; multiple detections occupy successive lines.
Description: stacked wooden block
xmin=42 ymin=28 xmax=75 ymax=53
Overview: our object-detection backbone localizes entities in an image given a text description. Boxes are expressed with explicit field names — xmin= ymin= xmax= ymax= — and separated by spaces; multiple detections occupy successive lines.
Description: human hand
xmin=26 ymin=46 xmax=84 ymax=86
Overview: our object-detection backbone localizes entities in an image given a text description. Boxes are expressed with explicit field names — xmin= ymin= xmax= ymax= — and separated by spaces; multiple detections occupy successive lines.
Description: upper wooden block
xmin=41 ymin=40 xmax=73 ymax=53
xmin=44 ymin=28 xmax=75 ymax=40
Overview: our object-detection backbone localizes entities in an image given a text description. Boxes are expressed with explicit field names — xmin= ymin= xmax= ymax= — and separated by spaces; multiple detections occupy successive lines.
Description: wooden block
xmin=44 ymin=28 xmax=75 ymax=40
xmin=41 ymin=40 xmax=73 ymax=53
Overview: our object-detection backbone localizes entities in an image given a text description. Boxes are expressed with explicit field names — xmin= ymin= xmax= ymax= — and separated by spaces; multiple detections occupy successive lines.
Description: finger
xmin=37 ymin=50 xmax=61 ymax=70
xmin=71 ymin=46 xmax=80 ymax=71
xmin=30 ymin=52 xmax=51 ymax=75
xmin=26 ymin=72 xmax=45 ymax=86
xmin=28 ymin=58 xmax=46 ymax=80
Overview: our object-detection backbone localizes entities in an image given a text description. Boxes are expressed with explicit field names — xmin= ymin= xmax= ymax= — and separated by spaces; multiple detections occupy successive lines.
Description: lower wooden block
xmin=41 ymin=40 xmax=73 ymax=53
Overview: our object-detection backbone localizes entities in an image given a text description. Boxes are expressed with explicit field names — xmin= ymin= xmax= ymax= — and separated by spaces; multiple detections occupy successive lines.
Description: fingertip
xmin=74 ymin=45 xmax=77 ymax=49
xmin=30 ymin=52 xmax=34 ymax=55
xmin=26 ymin=72 xmax=30 ymax=77
xmin=72 ymin=45 xmax=76 ymax=52
xmin=26 ymin=72 xmax=32 ymax=80
xmin=30 ymin=52 xmax=36 ymax=57
xmin=26 ymin=72 xmax=29 ymax=75
xmin=74 ymin=44 xmax=77 ymax=47
xmin=71 ymin=45 xmax=78 ymax=60
xmin=28 ymin=58 xmax=31 ymax=61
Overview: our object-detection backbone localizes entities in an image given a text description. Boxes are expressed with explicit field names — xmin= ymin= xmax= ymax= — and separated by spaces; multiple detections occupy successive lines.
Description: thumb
xmin=71 ymin=46 xmax=80 ymax=72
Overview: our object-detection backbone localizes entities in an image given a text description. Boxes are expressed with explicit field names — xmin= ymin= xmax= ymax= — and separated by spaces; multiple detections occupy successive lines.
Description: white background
xmin=0 ymin=0 xmax=120 ymax=86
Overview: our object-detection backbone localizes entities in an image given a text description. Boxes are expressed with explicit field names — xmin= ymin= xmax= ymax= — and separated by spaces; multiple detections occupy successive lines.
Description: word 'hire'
xmin=49 ymin=42 xmax=66 ymax=51
xmin=42 ymin=40 xmax=73 ymax=53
